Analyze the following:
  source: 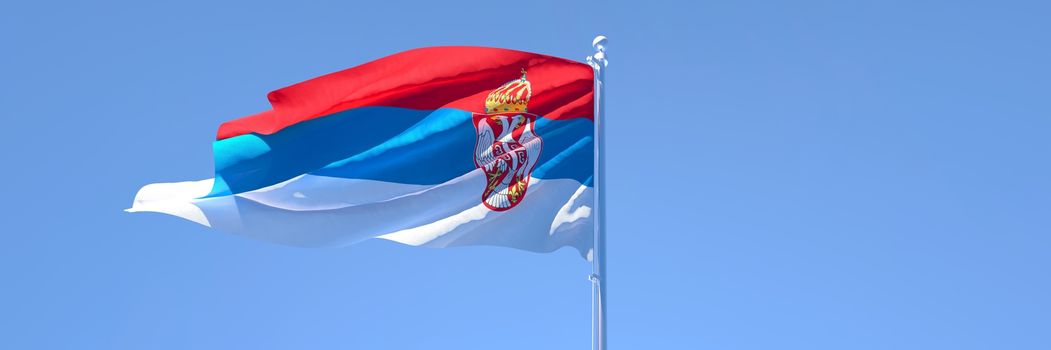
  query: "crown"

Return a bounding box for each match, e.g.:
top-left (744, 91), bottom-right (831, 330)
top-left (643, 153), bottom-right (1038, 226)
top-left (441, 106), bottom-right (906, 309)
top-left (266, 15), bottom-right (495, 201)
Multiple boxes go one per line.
top-left (485, 69), bottom-right (532, 114)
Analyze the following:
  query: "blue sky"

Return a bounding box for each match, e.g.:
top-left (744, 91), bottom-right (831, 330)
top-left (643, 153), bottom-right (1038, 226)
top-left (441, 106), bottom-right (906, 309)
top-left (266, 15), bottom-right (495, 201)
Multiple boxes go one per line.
top-left (2, 0), bottom-right (1049, 349)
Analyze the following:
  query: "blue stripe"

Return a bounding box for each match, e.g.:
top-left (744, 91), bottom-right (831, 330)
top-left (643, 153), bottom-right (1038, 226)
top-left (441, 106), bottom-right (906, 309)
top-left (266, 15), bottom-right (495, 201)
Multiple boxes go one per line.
top-left (208, 107), bottom-right (593, 196)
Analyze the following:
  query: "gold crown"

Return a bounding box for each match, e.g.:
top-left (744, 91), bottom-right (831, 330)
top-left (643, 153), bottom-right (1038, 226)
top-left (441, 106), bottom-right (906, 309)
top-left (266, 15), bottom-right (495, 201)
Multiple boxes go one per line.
top-left (485, 69), bottom-right (532, 114)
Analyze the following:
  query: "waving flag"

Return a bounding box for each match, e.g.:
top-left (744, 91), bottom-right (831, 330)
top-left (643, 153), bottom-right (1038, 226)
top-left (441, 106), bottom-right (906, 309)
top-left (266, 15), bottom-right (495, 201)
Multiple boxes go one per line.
top-left (128, 46), bottom-right (596, 258)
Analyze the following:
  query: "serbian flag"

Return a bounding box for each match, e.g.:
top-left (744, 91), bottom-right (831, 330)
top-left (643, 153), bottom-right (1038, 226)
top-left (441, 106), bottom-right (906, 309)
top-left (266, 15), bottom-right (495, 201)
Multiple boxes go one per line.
top-left (128, 47), bottom-right (596, 258)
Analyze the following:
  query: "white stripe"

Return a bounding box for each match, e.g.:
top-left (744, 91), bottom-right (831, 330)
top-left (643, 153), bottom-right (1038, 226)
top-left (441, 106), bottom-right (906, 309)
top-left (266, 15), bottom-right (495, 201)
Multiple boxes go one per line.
top-left (128, 171), bottom-right (593, 258)
top-left (126, 179), bottom-right (214, 226)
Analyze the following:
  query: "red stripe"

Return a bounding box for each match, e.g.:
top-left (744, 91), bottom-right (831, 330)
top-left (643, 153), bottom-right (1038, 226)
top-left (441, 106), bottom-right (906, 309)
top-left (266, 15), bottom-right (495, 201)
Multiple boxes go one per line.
top-left (217, 46), bottom-right (593, 140)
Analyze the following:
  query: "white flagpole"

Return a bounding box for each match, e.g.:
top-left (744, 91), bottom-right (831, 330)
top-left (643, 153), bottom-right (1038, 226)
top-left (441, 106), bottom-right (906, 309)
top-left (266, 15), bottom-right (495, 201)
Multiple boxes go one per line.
top-left (587, 35), bottom-right (608, 350)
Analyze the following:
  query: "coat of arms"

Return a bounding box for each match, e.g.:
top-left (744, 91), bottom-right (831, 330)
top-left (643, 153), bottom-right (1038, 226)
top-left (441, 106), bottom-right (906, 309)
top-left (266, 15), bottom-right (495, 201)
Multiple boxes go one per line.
top-left (473, 70), bottom-right (543, 211)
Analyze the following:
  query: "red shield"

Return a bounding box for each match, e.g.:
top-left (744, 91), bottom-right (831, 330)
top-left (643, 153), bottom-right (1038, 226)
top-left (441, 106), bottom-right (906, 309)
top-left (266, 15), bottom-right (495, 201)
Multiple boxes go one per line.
top-left (472, 113), bottom-right (543, 211)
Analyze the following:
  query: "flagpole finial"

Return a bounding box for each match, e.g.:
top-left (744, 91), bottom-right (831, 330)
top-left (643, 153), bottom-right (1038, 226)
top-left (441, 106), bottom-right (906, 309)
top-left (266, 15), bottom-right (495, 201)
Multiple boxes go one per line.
top-left (592, 35), bottom-right (607, 50)
top-left (587, 35), bottom-right (608, 70)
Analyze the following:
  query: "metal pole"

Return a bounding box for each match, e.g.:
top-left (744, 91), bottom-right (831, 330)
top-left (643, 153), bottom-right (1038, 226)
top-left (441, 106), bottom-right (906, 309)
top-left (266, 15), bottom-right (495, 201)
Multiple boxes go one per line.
top-left (587, 35), bottom-right (608, 350)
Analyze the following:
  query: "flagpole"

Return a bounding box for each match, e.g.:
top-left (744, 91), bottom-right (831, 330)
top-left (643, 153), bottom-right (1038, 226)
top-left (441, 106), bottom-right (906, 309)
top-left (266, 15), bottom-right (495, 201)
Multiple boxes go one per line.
top-left (587, 35), bottom-right (608, 350)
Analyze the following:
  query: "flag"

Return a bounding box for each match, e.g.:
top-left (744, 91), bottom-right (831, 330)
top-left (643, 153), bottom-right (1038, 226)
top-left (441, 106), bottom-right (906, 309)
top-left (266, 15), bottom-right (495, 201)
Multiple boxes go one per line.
top-left (128, 46), bottom-right (596, 259)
